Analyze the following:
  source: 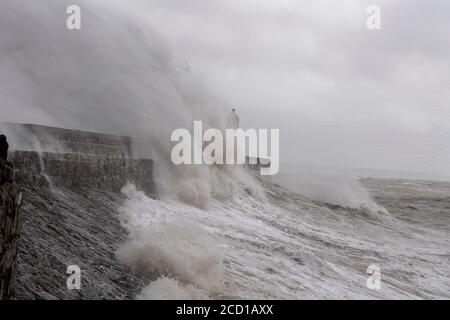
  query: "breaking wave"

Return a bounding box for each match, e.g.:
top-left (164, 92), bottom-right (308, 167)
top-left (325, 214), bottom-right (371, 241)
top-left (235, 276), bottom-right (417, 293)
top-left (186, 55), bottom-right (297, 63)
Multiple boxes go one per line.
top-left (0, 0), bottom-right (256, 207)
top-left (3, 0), bottom-right (449, 300)
top-left (117, 185), bottom-right (225, 299)
top-left (117, 179), bottom-right (450, 299)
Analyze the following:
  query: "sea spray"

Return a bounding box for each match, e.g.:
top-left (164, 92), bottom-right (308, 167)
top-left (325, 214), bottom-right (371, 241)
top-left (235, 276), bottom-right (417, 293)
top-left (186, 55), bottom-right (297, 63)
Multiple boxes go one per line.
top-left (0, 0), bottom-right (244, 207)
top-left (117, 185), bottom-right (225, 299)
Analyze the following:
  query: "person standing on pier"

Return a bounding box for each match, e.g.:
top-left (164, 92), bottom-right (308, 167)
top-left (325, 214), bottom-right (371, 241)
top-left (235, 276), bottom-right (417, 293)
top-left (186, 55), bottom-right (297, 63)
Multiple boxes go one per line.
top-left (0, 135), bottom-right (8, 162)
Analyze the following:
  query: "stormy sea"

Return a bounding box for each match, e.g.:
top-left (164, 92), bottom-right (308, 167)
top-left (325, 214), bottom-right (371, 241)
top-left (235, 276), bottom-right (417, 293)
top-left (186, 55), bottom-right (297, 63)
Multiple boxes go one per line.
top-left (8, 146), bottom-right (450, 300)
top-left (1, 0), bottom-right (449, 300)
top-left (115, 175), bottom-right (450, 299)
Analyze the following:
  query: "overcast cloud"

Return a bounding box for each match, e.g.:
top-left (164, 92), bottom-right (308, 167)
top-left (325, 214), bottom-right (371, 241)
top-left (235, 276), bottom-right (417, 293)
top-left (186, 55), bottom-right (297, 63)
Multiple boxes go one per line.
top-left (1, 0), bottom-right (449, 179)
top-left (140, 0), bottom-right (450, 178)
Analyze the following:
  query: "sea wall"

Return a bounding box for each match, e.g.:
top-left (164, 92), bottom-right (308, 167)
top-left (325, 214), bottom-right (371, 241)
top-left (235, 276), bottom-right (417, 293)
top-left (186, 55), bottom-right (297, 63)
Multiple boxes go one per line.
top-left (0, 159), bottom-right (23, 300)
top-left (11, 151), bottom-right (154, 196)
top-left (1, 123), bottom-right (132, 157)
top-left (0, 123), bottom-right (155, 196)
top-left (0, 124), bottom-right (154, 299)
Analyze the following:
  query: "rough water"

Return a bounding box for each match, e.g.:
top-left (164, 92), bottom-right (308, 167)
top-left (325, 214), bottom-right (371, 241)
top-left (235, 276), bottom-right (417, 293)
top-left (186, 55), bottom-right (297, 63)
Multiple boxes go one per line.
top-left (116, 176), bottom-right (450, 300)
top-left (2, 0), bottom-right (449, 300)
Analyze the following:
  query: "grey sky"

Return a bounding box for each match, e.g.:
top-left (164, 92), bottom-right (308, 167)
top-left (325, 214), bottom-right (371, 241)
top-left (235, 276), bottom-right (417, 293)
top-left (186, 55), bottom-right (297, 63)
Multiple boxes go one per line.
top-left (1, 0), bottom-right (449, 179)
top-left (140, 0), bottom-right (450, 178)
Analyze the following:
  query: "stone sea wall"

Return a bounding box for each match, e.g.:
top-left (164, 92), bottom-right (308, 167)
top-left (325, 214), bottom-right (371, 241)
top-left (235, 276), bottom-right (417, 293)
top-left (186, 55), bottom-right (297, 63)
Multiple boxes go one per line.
top-left (0, 123), bottom-right (155, 196)
top-left (3, 123), bottom-right (132, 157)
top-left (11, 151), bottom-right (154, 196)
top-left (0, 124), bottom-right (155, 299)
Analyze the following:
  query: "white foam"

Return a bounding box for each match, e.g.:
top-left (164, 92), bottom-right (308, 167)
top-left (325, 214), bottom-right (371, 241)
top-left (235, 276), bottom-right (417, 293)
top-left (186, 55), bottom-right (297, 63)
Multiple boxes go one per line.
top-left (137, 277), bottom-right (208, 300)
top-left (117, 181), bottom-right (450, 299)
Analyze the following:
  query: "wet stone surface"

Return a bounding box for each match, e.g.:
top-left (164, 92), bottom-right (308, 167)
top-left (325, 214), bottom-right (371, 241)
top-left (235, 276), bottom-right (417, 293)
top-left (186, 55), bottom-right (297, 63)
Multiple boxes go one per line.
top-left (15, 184), bottom-right (148, 299)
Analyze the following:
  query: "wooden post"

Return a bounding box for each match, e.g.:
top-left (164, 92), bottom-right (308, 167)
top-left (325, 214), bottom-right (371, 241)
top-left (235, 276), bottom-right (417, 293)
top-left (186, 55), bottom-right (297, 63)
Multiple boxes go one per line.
top-left (0, 159), bottom-right (23, 300)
